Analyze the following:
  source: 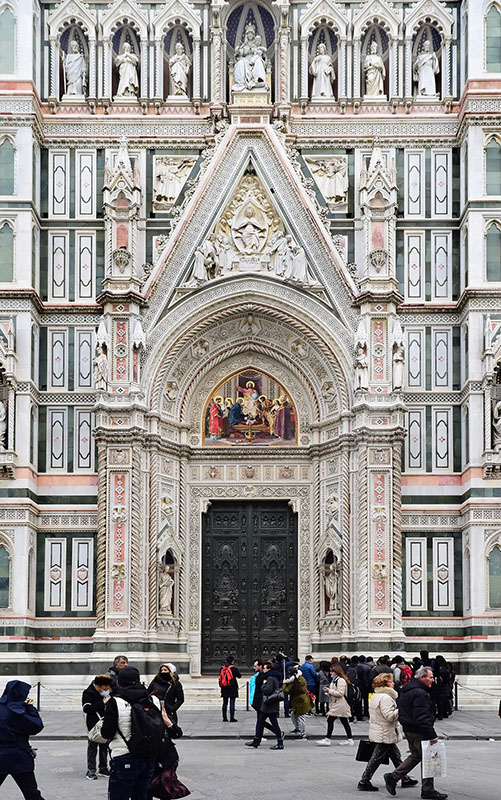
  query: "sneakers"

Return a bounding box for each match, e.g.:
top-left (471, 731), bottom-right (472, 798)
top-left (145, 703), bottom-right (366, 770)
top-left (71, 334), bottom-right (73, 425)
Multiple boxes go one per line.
top-left (383, 773), bottom-right (397, 796)
top-left (229, 718), bottom-right (238, 722)
top-left (86, 770), bottom-right (97, 781)
top-left (358, 781), bottom-right (379, 792)
top-left (98, 768), bottom-right (110, 777)
top-left (270, 743), bottom-right (284, 750)
top-left (421, 793), bottom-right (448, 800)
top-left (339, 738), bottom-right (354, 746)
top-left (317, 738), bottom-right (331, 746)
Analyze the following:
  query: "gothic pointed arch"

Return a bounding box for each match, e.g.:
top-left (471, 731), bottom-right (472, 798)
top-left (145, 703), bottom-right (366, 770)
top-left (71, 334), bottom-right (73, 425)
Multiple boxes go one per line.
top-left (353, 0), bottom-right (400, 41)
top-left (153, 0), bottom-right (201, 39)
top-left (299, 0), bottom-right (348, 38)
top-left (47, 0), bottom-right (97, 40)
top-left (404, 0), bottom-right (454, 40)
top-left (100, 0), bottom-right (149, 41)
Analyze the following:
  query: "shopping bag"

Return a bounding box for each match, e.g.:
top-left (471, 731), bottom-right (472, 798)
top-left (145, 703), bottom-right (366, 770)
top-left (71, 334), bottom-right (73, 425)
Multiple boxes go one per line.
top-left (421, 739), bottom-right (446, 779)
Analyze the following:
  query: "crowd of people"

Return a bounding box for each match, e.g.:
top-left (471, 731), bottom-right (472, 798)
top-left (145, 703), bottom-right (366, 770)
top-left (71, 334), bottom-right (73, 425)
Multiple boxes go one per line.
top-left (220, 649), bottom-right (454, 798)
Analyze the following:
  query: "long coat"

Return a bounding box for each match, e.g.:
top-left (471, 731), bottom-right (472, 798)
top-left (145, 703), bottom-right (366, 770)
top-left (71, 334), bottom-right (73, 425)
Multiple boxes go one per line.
top-left (368, 686), bottom-right (402, 744)
top-left (219, 664), bottom-right (242, 699)
top-left (283, 674), bottom-right (312, 716)
top-left (260, 672), bottom-right (281, 715)
top-left (0, 681), bottom-right (44, 774)
top-left (82, 682), bottom-right (107, 730)
top-left (326, 676), bottom-right (351, 718)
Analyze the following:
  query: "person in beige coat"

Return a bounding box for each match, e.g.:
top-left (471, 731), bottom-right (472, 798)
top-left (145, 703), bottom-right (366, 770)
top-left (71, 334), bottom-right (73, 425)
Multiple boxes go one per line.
top-left (317, 664), bottom-right (353, 746)
top-left (357, 672), bottom-right (418, 792)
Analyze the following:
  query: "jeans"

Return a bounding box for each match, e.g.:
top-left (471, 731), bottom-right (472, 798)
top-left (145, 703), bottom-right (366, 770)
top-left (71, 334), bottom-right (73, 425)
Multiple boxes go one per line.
top-left (290, 712), bottom-right (307, 735)
top-left (222, 697), bottom-right (236, 720)
top-left (391, 731), bottom-right (434, 793)
top-left (108, 754), bottom-right (155, 800)
top-left (87, 740), bottom-right (109, 772)
top-left (326, 715), bottom-right (352, 739)
top-left (361, 743), bottom-right (402, 782)
top-left (255, 709), bottom-right (275, 733)
top-left (254, 711), bottom-right (282, 744)
top-left (0, 772), bottom-right (45, 799)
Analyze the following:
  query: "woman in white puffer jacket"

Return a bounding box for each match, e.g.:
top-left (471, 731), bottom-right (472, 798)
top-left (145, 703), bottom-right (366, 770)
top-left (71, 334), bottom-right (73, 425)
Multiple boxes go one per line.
top-left (357, 672), bottom-right (418, 792)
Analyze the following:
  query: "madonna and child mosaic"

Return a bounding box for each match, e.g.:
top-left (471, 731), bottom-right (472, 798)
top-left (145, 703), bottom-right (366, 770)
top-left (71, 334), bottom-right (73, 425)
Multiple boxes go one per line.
top-left (203, 369), bottom-right (296, 445)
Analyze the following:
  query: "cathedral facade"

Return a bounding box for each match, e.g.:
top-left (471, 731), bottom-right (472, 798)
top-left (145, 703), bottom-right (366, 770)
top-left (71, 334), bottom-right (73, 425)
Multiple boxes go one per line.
top-left (1, 0), bottom-right (501, 696)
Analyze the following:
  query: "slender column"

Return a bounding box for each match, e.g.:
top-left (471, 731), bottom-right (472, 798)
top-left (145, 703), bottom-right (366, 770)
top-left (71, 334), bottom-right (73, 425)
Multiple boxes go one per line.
top-left (7, 386), bottom-right (15, 452)
top-left (300, 36), bottom-right (308, 99)
top-left (390, 37), bottom-right (397, 98)
top-left (485, 386), bottom-right (492, 451)
top-left (211, 29), bottom-right (222, 103)
top-left (405, 38), bottom-right (412, 97)
top-left (155, 37), bottom-right (163, 97)
top-left (49, 36), bottom-right (58, 98)
top-left (88, 39), bottom-right (96, 98)
top-left (353, 38), bottom-right (361, 98)
top-left (444, 36), bottom-right (451, 98)
top-left (103, 37), bottom-right (111, 99)
top-left (140, 39), bottom-right (148, 97)
top-left (339, 37), bottom-right (346, 99)
top-left (193, 37), bottom-right (201, 101)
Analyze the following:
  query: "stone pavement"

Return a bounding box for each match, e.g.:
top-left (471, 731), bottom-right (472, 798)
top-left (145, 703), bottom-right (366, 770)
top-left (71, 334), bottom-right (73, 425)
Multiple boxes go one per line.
top-left (37, 707), bottom-right (501, 740)
top-left (26, 739), bottom-right (501, 800)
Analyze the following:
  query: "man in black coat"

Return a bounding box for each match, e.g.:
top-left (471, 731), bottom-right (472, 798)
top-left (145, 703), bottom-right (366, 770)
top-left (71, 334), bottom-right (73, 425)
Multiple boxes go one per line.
top-left (384, 666), bottom-right (447, 800)
top-left (82, 674), bottom-right (113, 780)
top-left (245, 661), bottom-right (284, 750)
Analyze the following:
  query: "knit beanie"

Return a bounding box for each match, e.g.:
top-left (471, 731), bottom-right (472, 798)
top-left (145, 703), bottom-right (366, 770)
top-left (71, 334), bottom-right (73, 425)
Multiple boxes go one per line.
top-left (117, 666), bottom-right (140, 686)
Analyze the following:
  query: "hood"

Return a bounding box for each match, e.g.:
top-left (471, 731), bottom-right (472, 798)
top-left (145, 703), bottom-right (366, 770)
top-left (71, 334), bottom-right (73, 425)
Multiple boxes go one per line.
top-left (116, 683), bottom-right (149, 705)
top-left (0, 680), bottom-right (31, 714)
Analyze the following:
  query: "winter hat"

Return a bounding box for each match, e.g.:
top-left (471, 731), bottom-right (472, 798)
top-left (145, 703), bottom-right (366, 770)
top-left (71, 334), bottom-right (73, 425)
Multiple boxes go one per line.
top-left (117, 666), bottom-right (140, 687)
top-left (164, 662), bottom-right (177, 673)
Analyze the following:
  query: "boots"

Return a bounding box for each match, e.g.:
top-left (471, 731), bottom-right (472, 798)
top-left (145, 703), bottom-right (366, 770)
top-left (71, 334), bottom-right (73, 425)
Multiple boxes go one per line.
top-left (270, 740), bottom-right (284, 750)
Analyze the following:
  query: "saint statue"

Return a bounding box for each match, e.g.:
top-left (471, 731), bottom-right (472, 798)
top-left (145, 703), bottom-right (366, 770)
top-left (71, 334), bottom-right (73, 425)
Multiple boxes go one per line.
top-left (158, 564), bottom-right (175, 614)
top-left (191, 237), bottom-right (217, 283)
top-left (93, 345), bottom-right (108, 391)
top-left (154, 158), bottom-right (193, 206)
top-left (284, 243), bottom-right (309, 285)
top-left (232, 23), bottom-right (267, 92)
top-left (115, 42), bottom-right (139, 98)
top-left (493, 400), bottom-right (501, 445)
top-left (392, 340), bottom-right (405, 390)
top-left (309, 43), bottom-right (334, 99)
top-left (413, 39), bottom-right (439, 97)
top-left (364, 41), bottom-right (386, 98)
top-left (355, 341), bottom-right (369, 390)
top-left (306, 157), bottom-right (348, 206)
top-left (0, 401), bottom-right (6, 450)
top-left (324, 562), bottom-right (340, 614)
top-left (169, 42), bottom-right (191, 97)
top-left (62, 40), bottom-right (87, 97)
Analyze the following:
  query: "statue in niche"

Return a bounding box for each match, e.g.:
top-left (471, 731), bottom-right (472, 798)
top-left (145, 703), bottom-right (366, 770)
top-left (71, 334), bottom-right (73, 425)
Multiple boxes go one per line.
top-left (191, 236), bottom-right (217, 283)
top-left (93, 345), bottom-right (108, 391)
top-left (154, 157), bottom-right (194, 209)
top-left (392, 340), bottom-right (405, 390)
top-left (324, 561), bottom-right (340, 614)
top-left (62, 40), bottom-right (87, 97)
top-left (364, 41), bottom-right (385, 99)
top-left (158, 563), bottom-right (175, 614)
top-left (232, 23), bottom-right (267, 92)
top-left (305, 157), bottom-right (348, 207)
top-left (493, 400), bottom-right (501, 446)
top-left (354, 321), bottom-right (369, 390)
top-left (169, 42), bottom-right (191, 97)
top-left (309, 43), bottom-right (335, 99)
top-left (413, 39), bottom-right (439, 97)
top-left (115, 42), bottom-right (139, 98)
top-left (0, 401), bottom-right (6, 450)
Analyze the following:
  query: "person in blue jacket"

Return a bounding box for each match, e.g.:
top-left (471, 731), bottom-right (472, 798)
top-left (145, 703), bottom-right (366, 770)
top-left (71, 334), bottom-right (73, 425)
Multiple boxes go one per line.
top-left (300, 655), bottom-right (318, 697)
top-left (0, 680), bottom-right (45, 799)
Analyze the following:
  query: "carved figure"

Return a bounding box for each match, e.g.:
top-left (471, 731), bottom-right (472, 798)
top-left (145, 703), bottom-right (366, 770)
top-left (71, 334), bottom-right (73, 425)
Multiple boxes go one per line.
top-left (191, 238), bottom-right (217, 283)
top-left (158, 564), bottom-right (175, 614)
top-left (413, 40), bottom-right (439, 97)
top-left (93, 345), bottom-right (108, 391)
top-left (305, 156), bottom-right (348, 206)
top-left (164, 382), bottom-right (178, 402)
top-left (322, 382), bottom-right (336, 403)
top-left (493, 400), bottom-right (501, 445)
top-left (355, 341), bottom-right (369, 390)
top-left (392, 340), bottom-right (405, 390)
top-left (62, 40), bottom-right (87, 96)
top-left (364, 41), bottom-right (385, 98)
top-left (232, 23), bottom-right (267, 92)
top-left (0, 401), bottom-right (6, 450)
top-left (115, 42), bottom-right (139, 98)
top-left (231, 202), bottom-right (268, 254)
top-left (214, 234), bottom-right (235, 274)
top-left (309, 43), bottom-right (334, 99)
top-left (284, 243), bottom-right (309, 285)
top-left (169, 42), bottom-right (191, 96)
top-left (324, 562), bottom-right (340, 614)
top-left (154, 157), bottom-right (193, 206)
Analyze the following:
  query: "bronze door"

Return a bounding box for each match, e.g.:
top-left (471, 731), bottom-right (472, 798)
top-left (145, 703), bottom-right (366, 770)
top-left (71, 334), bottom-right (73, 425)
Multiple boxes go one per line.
top-left (201, 501), bottom-right (297, 672)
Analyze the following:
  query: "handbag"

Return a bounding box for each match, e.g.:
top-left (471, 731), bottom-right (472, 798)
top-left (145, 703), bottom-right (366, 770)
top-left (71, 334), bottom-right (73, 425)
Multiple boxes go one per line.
top-left (263, 687), bottom-right (285, 705)
top-left (355, 740), bottom-right (390, 764)
top-left (88, 713), bottom-right (108, 744)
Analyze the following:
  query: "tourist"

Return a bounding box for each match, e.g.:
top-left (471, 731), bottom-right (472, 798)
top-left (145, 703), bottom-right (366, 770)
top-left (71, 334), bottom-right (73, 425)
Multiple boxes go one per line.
top-left (283, 665), bottom-right (312, 739)
top-left (148, 710), bottom-right (189, 800)
top-left (218, 655), bottom-right (241, 722)
top-left (358, 656), bottom-right (372, 717)
top-left (357, 672), bottom-right (418, 792)
top-left (317, 663), bottom-right (354, 746)
top-left (0, 680), bottom-right (46, 799)
top-left (82, 673), bottom-right (113, 780)
top-left (317, 661), bottom-right (331, 716)
top-left (433, 655), bottom-right (453, 720)
top-left (101, 666), bottom-right (158, 800)
top-left (384, 666), bottom-right (447, 799)
top-left (148, 663), bottom-right (184, 724)
top-left (300, 655), bottom-right (318, 700)
top-left (346, 655), bottom-right (364, 721)
top-left (245, 660), bottom-right (284, 750)
top-left (107, 654), bottom-right (129, 691)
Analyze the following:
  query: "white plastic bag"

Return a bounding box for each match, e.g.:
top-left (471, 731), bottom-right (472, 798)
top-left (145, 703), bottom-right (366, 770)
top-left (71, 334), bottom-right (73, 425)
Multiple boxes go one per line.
top-left (421, 739), bottom-right (446, 779)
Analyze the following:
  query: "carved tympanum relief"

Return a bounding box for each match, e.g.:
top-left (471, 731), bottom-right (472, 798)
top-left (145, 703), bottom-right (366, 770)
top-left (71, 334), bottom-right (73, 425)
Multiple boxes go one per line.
top-left (153, 156), bottom-right (196, 211)
top-left (305, 156), bottom-right (348, 209)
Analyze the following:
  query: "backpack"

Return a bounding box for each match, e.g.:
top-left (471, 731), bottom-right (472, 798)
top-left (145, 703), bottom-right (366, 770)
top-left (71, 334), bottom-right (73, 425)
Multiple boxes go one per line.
top-left (347, 682), bottom-right (361, 705)
top-left (402, 665), bottom-right (413, 685)
top-left (117, 698), bottom-right (166, 759)
top-left (219, 665), bottom-right (233, 688)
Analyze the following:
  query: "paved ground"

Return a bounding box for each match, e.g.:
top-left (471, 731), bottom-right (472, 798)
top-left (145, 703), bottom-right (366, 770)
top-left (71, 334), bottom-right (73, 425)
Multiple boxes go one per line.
top-left (22, 739), bottom-right (501, 800)
top-left (37, 707), bottom-right (501, 740)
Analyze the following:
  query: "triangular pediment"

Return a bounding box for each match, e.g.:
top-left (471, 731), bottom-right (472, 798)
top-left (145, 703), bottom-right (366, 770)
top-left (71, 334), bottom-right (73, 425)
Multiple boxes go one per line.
top-left (143, 126), bottom-right (357, 333)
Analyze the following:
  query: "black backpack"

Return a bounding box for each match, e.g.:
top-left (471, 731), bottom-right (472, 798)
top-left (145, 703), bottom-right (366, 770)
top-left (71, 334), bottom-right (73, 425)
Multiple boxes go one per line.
top-left (118, 698), bottom-right (166, 759)
top-left (347, 682), bottom-right (361, 706)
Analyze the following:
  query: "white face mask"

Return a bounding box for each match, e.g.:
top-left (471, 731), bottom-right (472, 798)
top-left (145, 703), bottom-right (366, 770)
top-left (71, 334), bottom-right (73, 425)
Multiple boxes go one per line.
top-left (99, 689), bottom-right (111, 697)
